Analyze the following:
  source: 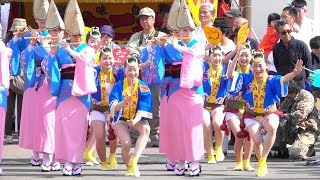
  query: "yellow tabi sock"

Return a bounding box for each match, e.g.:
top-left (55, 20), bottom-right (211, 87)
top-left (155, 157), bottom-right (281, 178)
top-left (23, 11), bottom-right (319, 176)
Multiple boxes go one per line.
top-left (257, 157), bottom-right (268, 177)
top-left (101, 161), bottom-right (109, 171)
top-left (243, 159), bottom-right (255, 171)
top-left (234, 161), bottom-right (243, 171)
top-left (109, 153), bottom-right (118, 169)
top-left (125, 158), bottom-right (133, 176)
top-left (131, 156), bottom-right (140, 177)
top-left (215, 146), bottom-right (225, 161)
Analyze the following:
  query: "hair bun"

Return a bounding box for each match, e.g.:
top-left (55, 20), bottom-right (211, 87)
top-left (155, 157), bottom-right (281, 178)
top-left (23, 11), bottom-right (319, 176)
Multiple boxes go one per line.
top-left (90, 26), bottom-right (101, 37)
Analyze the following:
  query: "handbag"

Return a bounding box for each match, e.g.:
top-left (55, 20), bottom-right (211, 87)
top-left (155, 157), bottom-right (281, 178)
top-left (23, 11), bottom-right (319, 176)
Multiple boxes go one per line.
top-left (10, 74), bottom-right (24, 95)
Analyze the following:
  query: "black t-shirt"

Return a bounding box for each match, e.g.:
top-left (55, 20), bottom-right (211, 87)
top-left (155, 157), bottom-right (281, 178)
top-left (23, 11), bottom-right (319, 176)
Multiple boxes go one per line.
top-left (273, 37), bottom-right (312, 81)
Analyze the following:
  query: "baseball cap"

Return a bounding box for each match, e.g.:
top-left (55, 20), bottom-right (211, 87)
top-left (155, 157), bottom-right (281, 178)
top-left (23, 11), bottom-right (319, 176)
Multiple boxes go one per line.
top-left (139, 7), bottom-right (155, 18)
top-left (100, 25), bottom-right (115, 38)
top-left (224, 9), bottom-right (242, 18)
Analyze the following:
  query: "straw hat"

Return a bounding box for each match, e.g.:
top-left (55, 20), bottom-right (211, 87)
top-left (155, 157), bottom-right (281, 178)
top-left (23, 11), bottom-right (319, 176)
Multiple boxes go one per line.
top-left (33, 0), bottom-right (49, 22)
top-left (177, 0), bottom-right (196, 29)
top-left (64, 0), bottom-right (85, 35)
top-left (9, 18), bottom-right (27, 31)
top-left (167, 0), bottom-right (180, 31)
top-left (46, 0), bottom-right (65, 30)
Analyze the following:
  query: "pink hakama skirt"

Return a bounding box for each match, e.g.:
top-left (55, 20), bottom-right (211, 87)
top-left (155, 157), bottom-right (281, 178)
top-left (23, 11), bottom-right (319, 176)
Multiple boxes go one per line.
top-left (165, 88), bottom-right (204, 161)
top-left (19, 86), bottom-right (37, 150)
top-left (159, 96), bottom-right (168, 153)
top-left (33, 79), bottom-right (56, 154)
top-left (54, 96), bottom-right (88, 163)
top-left (0, 108), bottom-right (5, 162)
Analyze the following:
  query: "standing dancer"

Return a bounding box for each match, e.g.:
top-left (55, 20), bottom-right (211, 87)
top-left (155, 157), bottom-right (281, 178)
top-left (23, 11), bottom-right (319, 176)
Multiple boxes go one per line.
top-left (109, 55), bottom-right (152, 177)
top-left (90, 47), bottom-right (124, 170)
top-left (162, 0), bottom-right (205, 176)
top-left (227, 50), bottom-right (303, 176)
top-left (18, 0), bottom-right (50, 166)
top-left (6, 18), bottom-right (40, 166)
top-left (6, 18), bottom-right (30, 157)
top-left (202, 46), bottom-right (228, 164)
top-left (0, 24), bottom-right (12, 174)
top-left (27, 0), bottom-right (65, 172)
top-left (224, 44), bottom-right (254, 171)
top-left (47, 0), bottom-right (96, 176)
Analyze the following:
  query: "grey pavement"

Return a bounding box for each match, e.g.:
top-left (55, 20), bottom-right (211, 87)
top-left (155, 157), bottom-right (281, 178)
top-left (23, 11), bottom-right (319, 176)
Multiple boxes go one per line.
top-left (1, 140), bottom-right (320, 179)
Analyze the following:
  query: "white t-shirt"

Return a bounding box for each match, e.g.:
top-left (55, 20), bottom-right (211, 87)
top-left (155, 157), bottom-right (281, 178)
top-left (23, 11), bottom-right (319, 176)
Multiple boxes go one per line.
top-left (220, 39), bottom-right (236, 55)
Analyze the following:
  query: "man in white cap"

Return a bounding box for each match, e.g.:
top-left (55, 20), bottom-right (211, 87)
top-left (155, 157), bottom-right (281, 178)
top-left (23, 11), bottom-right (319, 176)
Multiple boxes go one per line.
top-left (126, 7), bottom-right (166, 54)
top-left (126, 7), bottom-right (166, 147)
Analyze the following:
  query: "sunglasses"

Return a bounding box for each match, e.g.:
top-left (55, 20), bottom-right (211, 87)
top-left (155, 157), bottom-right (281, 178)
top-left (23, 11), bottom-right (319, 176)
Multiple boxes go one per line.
top-left (280, 30), bottom-right (291, 35)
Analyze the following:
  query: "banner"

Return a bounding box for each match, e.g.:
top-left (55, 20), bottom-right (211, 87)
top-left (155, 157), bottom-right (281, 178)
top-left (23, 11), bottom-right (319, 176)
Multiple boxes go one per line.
top-left (12, 1), bottom-right (219, 42)
top-left (22, 2), bottom-right (171, 43)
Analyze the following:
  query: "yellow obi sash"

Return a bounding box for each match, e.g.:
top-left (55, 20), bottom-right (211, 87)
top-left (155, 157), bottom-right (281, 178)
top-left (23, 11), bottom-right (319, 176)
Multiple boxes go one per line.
top-left (123, 77), bottom-right (139, 120)
top-left (207, 64), bottom-right (222, 103)
top-left (252, 74), bottom-right (268, 119)
top-left (100, 68), bottom-right (115, 107)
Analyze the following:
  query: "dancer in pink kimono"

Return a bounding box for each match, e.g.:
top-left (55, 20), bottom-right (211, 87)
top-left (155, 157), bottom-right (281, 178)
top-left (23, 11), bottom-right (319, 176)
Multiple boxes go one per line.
top-left (25, 0), bottom-right (64, 172)
top-left (0, 24), bottom-right (12, 174)
top-left (6, 18), bottom-right (40, 165)
top-left (47, 0), bottom-right (96, 176)
top-left (17, 0), bottom-right (50, 166)
top-left (161, 0), bottom-right (205, 176)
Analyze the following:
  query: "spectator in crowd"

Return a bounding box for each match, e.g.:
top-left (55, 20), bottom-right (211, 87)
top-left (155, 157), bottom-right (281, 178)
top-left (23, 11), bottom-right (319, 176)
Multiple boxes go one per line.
top-left (158, 7), bottom-right (170, 34)
top-left (309, 36), bottom-right (320, 111)
top-left (100, 25), bottom-right (120, 50)
top-left (192, 2), bottom-right (216, 48)
top-left (273, 19), bottom-right (311, 87)
top-left (258, 13), bottom-right (281, 57)
top-left (126, 7), bottom-right (166, 54)
top-left (213, 17), bottom-right (235, 56)
top-left (224, 8), bottom-right (242, 31)
top-left (273, 80), bottom-right (319, 159)
top-left (291, 0), bottom-right (320, 48)
top-left (281, 6), bottom-right (298, 33)
top-left (232, 17), bottom-right (259, 50)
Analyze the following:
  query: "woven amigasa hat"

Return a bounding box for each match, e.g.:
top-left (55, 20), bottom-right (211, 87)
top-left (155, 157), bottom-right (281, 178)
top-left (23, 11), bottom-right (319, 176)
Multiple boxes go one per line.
top-left (33, 0), bottom-right (50, 22)
top-left (177, 0), bottom-right (196, 29)
top-left (64, 0), bottom-right (85, 35)
top-left (46, 0), bottom-right (65, 30)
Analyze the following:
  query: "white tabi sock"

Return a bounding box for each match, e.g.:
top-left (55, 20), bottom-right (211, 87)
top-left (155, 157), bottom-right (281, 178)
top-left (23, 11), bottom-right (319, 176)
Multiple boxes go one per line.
top-left (177, 160), bottom-right (185, 169)
top-left (64, 162), bottom-right (72, 169)
top-left (190, 161), bottom-right (199, 170)
top-left (33, 151), bottom-right (40, 160)
top-left (73, 163), bottom-right (81, 169)
top-left (43, 153), bottom-right (53, 165)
